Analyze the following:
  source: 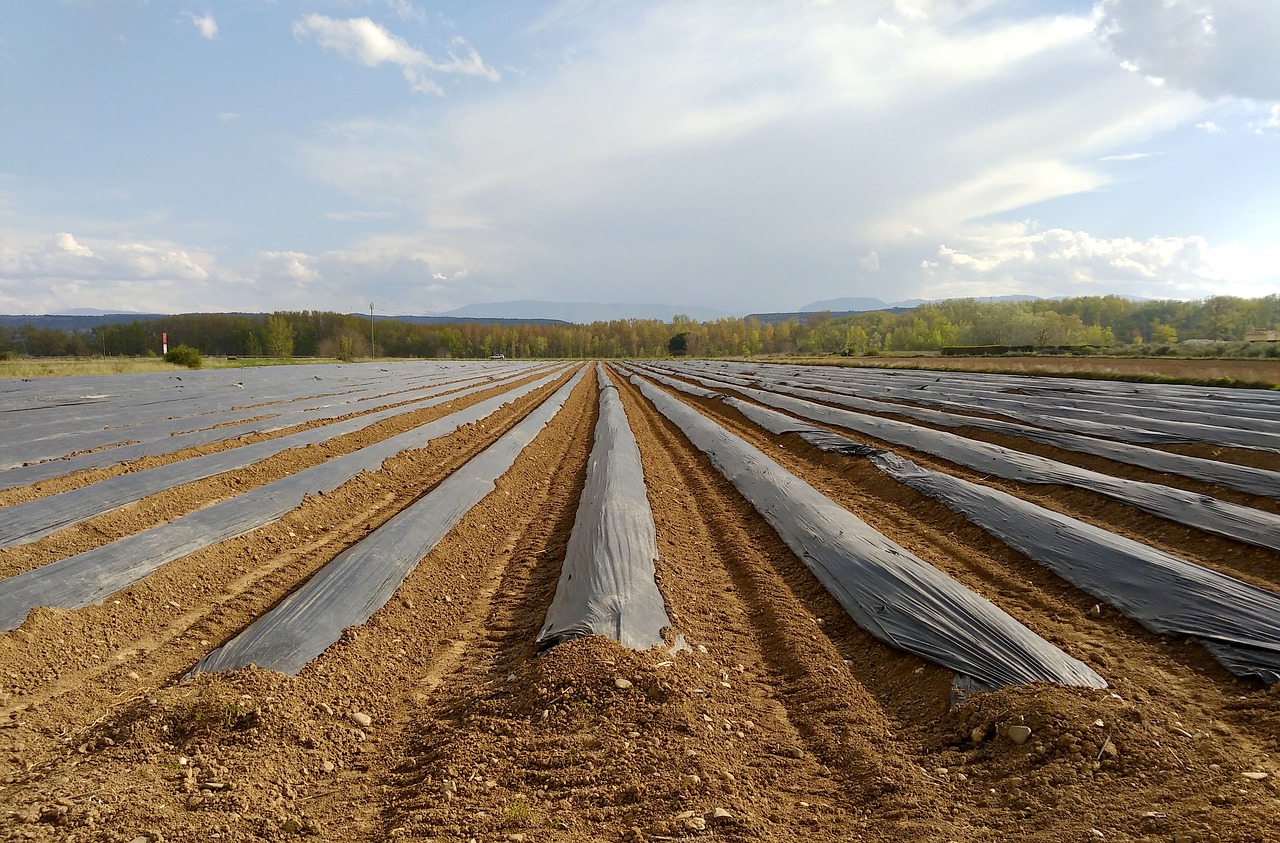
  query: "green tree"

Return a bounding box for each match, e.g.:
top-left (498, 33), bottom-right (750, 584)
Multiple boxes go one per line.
top-left (263, 314), bottom-right (295, 358)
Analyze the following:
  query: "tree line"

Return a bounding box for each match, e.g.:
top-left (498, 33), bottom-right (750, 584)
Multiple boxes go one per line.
top-left (1, 295), bottom-right (1277, 360)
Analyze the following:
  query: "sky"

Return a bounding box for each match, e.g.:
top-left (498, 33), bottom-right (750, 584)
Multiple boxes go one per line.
top-left (1, 0), bottom-right (1278, 317)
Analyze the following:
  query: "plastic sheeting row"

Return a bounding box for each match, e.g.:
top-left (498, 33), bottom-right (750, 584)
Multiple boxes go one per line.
top-left (734, 363), bottom-right (1280, 450)
top-left (0, 361), bottom-right (489, 456)
top-left (0, 364), bottom-right (533, 484)
top-left (536, 367), bottom-right (669, 650)
top-left (651, 366), bottom-right (1280, 553)
top-left (190, 367), bottom-right (587, 676)
top-left (649, 368), bottom-right (1280, 685)
top-left (626, 369), bottom-right (1106, 693)
top-left (0, 368), bottom-right (572, 632)
top-left (0, 366), bottom-right (556, 547)
top-left (660, 363), bottom-right (1279, 499)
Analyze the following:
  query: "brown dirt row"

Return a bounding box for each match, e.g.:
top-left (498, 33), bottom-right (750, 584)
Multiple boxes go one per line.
top-left (0, 365), bottom-right (583, 713)
top-left (653, 368), bottom-right (1280, 591)
top-left (0, 361), bottom-right (1278, 843)
top-left (0, 365), bottom-right (590, 841)
top-left (616, 367), bottom-right (1280, 841)
top-left (717, 372), bottom-right (1280, 515)
top-left (834, 386), bottom-right (1280, 478)
top-left (0, 367), bottom-right (565, 579)
top-left (1161, 442), bottom-right (1280, 475)
top-left (0, 367), bottom-right (555, 510)
top-left (793, 355), bottom-right (1280, 389)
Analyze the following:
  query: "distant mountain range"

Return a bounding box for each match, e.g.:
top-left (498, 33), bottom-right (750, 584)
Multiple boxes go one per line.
top-left (798, 294), bottom-right (1040, 312)
top-left (0, 312), bottom-right (168, 331)
top-left (437, 300), bottom-right (733, 323)
top-left (4, 294), bottom-right (1103, 332)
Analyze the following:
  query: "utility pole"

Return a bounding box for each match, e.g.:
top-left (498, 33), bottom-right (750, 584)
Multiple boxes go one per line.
top-left (369, 303), bottom-right (375, 360)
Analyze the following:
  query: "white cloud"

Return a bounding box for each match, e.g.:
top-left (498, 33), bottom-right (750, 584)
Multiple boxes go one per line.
top-left (0, 231), bottom-right (226, 313)
top-left (858, 251), bottom-right (881, 271)
top-left (292, 15), bottom-right (499, 94)
top-left (215, 112), bottom-right (239, 123)
top-left (386, 0), bottom-right (428, 25)
top-left (1195, 121), bottom-right (1225, 133)
top-left (922, 224), bottom-right (1280, 300)
top-left (1249, 104), bottom-right (1280, 134)
top-left (0, 232), bottom-right (210, 282)
top-left (0, 226), bottom-right (478, 314)
top-left (324, 210), bottom-right (399, 221)
top-left (1094, 0), bottom-right (1280, 102)
top-left (191, 13), bottom-right (217, 40)
top-left (287, 1), bottom-right (1213, 311)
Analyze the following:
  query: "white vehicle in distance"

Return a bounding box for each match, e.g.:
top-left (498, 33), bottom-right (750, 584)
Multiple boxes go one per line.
top-left (489, 354), bottom-right (505, 359)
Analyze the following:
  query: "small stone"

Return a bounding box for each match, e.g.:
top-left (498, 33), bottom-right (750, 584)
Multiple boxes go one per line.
top-left (127, 671), bottom-right (141, 681)
top-left (198, 782), bottom-right (227, 791)
top-left (506, 835), bottom-right (526, 842)
top-left (318, 703), bottom-right (334, 716)
top-left (322, 761), bottom-right (335, 773)
top-left (1100, 739), bottom-right (1119, 759)
top-left (614, 678), bottom-right (633, 690)
top-left (282, 817), bottom-right (303, 834)
top-left (711, 807), bottom-right (733, 820)
top-left (675, 811), bottom-right (696, 821)
top-left (1006, 725), bottom-right (1032, 745)
top-left (685, 817), bottom-right (707, 831)
top-left (687, 774), bottom-right (701, 785)
top-left (349, 711), bottom-right (373, 727)
top-left (696, 644), bottom-right (708, 654)
top-left (1089, 830), bottom-right (1104, 839)
top-left (971, 726), bottom-right (987, 743)
top-left (128, 837), bottom-right (152, 843)
top-left (1088, 604), bottom-right (1102, 617)
top-left (1241, 771), bottom-right (1269, 781)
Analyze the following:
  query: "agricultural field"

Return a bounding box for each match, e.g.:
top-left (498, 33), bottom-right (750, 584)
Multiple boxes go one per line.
top-left (816, 355), bottom-right (1280, 389)
top-left (1, 359), bottom-right (1278, 842)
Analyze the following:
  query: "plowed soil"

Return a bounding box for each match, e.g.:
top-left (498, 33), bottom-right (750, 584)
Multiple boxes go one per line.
top-left (2, 363), bottom-right (1279, 843)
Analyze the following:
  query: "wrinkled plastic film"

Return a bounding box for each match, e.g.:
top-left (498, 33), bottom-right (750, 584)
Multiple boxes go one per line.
top-left (630, 372), bottom-right (1106, 692)
top-left (0, 367), bottom-right (573, 632)
top-left (537, 367), bottom-right (670, 650)
top-left (190, 367), bottom-right (587, 677)
top-left (649, 370), bottom-right (1280, 685)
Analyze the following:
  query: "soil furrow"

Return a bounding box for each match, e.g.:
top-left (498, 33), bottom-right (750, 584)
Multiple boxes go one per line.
top-left (0, 368), bottom-right (563, 578)
top-left (611, 367), bottom-right (976, 841)
top-left (635, 371), bottom-right (1280, 841)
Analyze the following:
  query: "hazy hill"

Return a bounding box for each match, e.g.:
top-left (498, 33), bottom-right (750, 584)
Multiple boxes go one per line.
top-left (799, 294), bottom-right (1041, 312)
top-left (441, 300), bottom-right (734, 323)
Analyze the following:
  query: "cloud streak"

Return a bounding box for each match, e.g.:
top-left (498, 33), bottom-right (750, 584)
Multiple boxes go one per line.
top-left (1095, 0), bottom-right (1280, 102)
top-left (191, 13), bottom-right (217, 40)
top-left (292, 15), bottom-right (498, 94)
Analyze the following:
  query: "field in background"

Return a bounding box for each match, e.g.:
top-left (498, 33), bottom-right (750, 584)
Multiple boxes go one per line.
top-left (5, 353), bottom-right (1279, 390)
top-left (785, 354), bottom-right (1280, 389)
top-left (0, 356), bottom-right (350, 379)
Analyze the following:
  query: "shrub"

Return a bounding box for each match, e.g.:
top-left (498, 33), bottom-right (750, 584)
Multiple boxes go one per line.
top-left (164, 344), bottom-right (203, 369)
